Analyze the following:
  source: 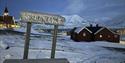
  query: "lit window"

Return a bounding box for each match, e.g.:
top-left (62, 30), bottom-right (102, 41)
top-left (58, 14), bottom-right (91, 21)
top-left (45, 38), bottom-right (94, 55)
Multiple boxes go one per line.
top-left (108, 35), bottom-right (110, 38)
top-left (83, 33), bottom-right (86, 37)
top-left (114, 35), bottom-right (118, 38)
top-left (100, 35), bottom-right (102, 38)
top-left (4, 13), bottom-right (9, 16)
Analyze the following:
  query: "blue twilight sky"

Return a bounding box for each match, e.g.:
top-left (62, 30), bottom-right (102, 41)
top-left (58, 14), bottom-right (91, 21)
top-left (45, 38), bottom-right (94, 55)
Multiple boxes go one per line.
top-left (0, 0), bottom-right (125, 20)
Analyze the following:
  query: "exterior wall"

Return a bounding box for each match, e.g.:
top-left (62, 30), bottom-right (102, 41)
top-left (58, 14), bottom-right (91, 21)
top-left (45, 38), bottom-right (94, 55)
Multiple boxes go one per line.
top-left (71, 29), bottom-right (93, 42)
top-left (0, 16), bottom-right (15, 28)
top-left (71, 32), bottom-right (79, 41)
top-left (70, 27), bottom-right (77, 41)
top-left (3, 16), bottom-right (14, 24)
top-left (78, 29), bottom-right (93, 41)
top-left (71, 27), bottom-right (120, 43)
top-left (0, 16), bottom-right (4, 24)
top-left (95, 28), bottom-right (120, 43)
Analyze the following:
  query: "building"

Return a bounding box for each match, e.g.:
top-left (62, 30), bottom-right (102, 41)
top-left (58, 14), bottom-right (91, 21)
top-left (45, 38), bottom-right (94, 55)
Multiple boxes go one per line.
top-left (70, 24), bottom-right (120, 43)
top-left (116, 28), bottom-right (125, 35)
top-left (0, 7), bottom-right (15, 28)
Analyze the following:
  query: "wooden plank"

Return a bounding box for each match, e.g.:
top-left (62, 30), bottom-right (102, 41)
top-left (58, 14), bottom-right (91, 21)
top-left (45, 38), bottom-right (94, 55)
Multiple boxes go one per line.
top-left (4, 58), bottom-right (70, 63)
top-left (51, 25), bottom-right (58, 58)
top-left (20, 11), bottom-right (65, 25)
top-left (23, 22), bottom-right (32, 59)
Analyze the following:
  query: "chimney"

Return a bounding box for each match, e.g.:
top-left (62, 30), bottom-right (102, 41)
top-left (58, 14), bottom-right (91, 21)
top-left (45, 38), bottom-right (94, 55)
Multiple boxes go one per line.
top-left (96, 24), bottom-right (99, 27)
top-left (90, 24), bottom-right (92, 27)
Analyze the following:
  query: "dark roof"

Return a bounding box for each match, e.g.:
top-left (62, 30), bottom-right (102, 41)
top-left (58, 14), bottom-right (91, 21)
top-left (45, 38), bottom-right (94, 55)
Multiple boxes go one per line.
top-left (86, 26), bottom-right (102, 33)
top-left (4, 7), bottom-right (8, 13)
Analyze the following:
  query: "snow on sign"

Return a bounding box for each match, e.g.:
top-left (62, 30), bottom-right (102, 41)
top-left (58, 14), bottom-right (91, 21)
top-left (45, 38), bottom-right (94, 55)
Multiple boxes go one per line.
top-left (20, 11), bottom-right (65, 25)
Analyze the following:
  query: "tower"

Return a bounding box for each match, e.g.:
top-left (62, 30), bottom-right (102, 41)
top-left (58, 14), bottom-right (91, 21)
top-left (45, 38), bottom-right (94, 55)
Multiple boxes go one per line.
top-left (3, 7), bottom-right (9, 16)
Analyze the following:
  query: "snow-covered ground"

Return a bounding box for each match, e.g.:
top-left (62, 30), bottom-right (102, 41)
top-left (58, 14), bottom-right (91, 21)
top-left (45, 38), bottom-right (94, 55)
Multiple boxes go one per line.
top-left (0, 33), bottom-right (125, 63)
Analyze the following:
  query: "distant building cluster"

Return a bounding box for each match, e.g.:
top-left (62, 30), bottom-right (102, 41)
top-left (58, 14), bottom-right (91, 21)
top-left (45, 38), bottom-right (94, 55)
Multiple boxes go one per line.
top-left (0, 7), bottom-right (19, 29)
top-left (117, 29), bottom-right (125, 35)
top-left (70, 24), bottom-right (120, 43)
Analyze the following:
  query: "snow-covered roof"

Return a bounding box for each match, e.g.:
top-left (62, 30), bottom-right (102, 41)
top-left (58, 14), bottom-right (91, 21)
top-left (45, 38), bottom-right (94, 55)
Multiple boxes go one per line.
top-left (74, 27), bottom-right (100, 34)
top-left (106, 27), bottom-right (120, 35)
top-left (94, 27), bottom-right (105, 35)
top-left (74, 27), bottom-right (85, 33)
top-left (94, 27), bottom-right (119, 35)
top-left (74, 26), bottom-right (119, 35)
top-left (85, 27), bottom-right (93, 33)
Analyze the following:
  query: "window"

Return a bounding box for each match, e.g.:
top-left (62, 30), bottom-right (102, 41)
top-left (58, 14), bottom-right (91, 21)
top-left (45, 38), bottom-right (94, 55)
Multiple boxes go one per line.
top-left (4, 13), bottom-right (9, 16)
top-left (83, 33), bottom-right (86, 37)
top-left (114, 35), bottom-right (118, 38)
top-left (108, 35), bottom-right (110, 38)
top-left (100, 35), bottom-right (102, 38)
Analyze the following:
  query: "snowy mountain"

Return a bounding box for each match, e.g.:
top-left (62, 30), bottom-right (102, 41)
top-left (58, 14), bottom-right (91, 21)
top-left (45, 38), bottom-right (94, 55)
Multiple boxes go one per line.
top-left (62, 15), bottom-right (89, 28)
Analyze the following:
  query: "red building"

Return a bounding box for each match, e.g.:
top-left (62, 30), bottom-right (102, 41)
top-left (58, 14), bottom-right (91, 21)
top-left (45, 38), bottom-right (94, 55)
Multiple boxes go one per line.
top-left (70, 24), bottom-right (120, 43)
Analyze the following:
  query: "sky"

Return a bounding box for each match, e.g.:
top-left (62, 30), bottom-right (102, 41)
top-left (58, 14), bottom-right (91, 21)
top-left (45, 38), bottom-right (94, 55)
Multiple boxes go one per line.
top-left (0, 0), bottom-right (125, 20)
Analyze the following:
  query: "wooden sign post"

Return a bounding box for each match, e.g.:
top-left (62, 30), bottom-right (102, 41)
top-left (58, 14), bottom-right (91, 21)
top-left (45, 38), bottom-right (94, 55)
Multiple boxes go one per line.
top-left (23, 23), bottom-right (59, 59)
top-left (51, 25), bottom-right (58, 58)
top-left (4, 11), bottom-right (70, 63)
top-left (23, 22), bottom-right (32, 59)
top-left (20, 11), bottom-right (65, 59)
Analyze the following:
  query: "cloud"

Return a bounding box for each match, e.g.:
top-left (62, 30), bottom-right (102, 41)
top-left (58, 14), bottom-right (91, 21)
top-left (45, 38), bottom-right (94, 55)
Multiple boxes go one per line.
top-left (64, 0), bottom-right (86, 14)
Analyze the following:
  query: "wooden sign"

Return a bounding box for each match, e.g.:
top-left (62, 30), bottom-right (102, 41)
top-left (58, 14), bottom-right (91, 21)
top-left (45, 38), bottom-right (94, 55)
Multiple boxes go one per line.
top-left (20, 11), bottom-right (65, 25)
top-left (4, 58), bottom-right (70, 63)
top-left (20, 11), bottom-right (65, 60)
